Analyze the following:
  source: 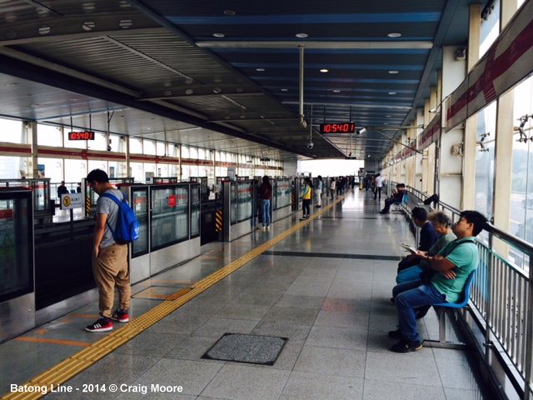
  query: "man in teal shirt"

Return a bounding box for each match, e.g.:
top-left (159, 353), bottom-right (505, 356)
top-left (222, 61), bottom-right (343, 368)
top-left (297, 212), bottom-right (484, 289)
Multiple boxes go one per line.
top-left (389, 210), bottom-right (487, 353)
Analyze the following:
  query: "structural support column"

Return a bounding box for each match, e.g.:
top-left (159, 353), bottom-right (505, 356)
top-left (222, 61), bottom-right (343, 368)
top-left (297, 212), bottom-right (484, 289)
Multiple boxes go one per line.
top-left (29, 121), bottom-right (38, 178)
top-left (440, 46), bottom-right (467, 209)
top-left (462, 4), bottom-right (481, 209)
top-left (125, 136), bottom-right (131, 177)
top-left (492, 0), bottom-right (518, 257)
top-left (178, 145), bottom-right (182, 181)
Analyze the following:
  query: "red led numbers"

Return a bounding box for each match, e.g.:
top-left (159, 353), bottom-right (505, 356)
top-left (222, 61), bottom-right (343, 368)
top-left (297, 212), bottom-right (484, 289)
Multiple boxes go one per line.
top-left (68, 131), bottom-right (95, 140)
top-left (319, 123), bottom-right (355, 134)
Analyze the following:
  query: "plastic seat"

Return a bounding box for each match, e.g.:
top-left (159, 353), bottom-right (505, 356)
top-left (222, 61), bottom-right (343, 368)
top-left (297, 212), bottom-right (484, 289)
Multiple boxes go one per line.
top-left (425, 270), bottom-right (476, 349)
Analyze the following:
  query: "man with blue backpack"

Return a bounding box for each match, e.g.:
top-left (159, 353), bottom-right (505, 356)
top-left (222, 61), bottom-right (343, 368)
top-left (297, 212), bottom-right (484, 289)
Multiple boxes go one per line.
top-left (85, 169), bottom-right (139, 333)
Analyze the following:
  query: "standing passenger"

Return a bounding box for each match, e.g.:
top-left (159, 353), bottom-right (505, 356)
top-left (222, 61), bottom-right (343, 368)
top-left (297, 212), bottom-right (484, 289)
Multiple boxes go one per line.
top-left (259, 176), bottom-right (272, 231)
top-left (329, 178), bottom-right (336, 200)
top-left (315, 175), bottom-right (323, 208)
top-left (301, 177), bottom-right (312, 220)
top-left (374, 173), bottom-right (385, 201)
top-left (85, 169), bottom-right (130, 332)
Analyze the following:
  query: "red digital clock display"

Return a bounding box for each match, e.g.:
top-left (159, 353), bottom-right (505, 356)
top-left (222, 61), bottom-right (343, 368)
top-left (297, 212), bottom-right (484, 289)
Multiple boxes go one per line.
top-left (68, 131), bottom-right (95, 140)
top-left (320, 123), bottom-right (356, 134)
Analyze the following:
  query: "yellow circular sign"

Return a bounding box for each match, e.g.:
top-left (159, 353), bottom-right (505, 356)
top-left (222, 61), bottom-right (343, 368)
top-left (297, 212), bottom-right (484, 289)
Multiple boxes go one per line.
top-left (62, 195), bottom-right (71, 208)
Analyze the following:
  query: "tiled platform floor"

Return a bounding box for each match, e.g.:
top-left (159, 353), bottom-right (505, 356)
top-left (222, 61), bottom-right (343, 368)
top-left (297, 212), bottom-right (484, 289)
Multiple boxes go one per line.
top-left (1, 190), bottom-right (489, 399)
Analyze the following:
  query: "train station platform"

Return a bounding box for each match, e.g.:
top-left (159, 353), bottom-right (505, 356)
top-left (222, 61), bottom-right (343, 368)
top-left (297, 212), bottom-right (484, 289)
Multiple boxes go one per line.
top-left (0, 190), bottom-right (488, 400)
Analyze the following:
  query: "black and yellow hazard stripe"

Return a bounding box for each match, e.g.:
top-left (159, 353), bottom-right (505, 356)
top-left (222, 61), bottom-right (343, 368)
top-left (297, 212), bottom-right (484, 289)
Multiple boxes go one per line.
top-left (215, 210), bottom-right (223, 232)
top-left (2, 193), bottom-right (348, 400)
top-left (84, 196), bottom-right (91, 216)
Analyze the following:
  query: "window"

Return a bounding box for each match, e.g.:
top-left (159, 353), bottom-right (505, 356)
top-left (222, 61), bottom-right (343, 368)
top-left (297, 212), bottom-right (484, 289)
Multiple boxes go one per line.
top-left (144, 163), bottom-right (156, 182)
top-left (156, 141), bottom-right (166, 156)
top-left (64, 160), bottom-right (87, 183)
top-left (0, 118), bottom-right (23, 144)
top-left (88, 160), bottom-right (108, 175)
top-left (37, 158), bottom-right (63, 183)
top-left (37, 124), bottom-right (61, 147)
top-left (144, 140), bottom-right (156, 155)
top-left (181, 146), bottom-right (189, 159)
top-left (474, 102), bottom-right (497, 247)
top-left (510, 76), bottom-right (533, 267)
top-left (189, 147), bottom-right (198, 159)
top-left (109, 134), bottom-right (124, 153)
top-left (479, 0), bottom-right (500, 58)
top-left (130, 162), bottom-right (144, 183)
top-left (157, 164), bottom-right (169, 177)
top-left (0, 156), bottom-right (27, 178)
top-left (87, 132), bottom-right (108, 151)
top-left (108, 162), bottom-right (126, 178)
top-left (129, 137), bottom-right (143, 154)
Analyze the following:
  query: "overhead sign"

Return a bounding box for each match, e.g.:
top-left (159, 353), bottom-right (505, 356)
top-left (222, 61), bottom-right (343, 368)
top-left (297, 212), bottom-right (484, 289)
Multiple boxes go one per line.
top-left (68, 131), bottom-right (95, 140)
top-left (60, 193), bottom-right (82, 209)
top-left (320, 123), bottom-right (355, 134)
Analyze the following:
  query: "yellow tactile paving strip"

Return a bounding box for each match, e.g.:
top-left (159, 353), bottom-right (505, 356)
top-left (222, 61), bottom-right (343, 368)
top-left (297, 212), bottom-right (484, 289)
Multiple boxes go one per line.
top-left (1, 194), bottom-right (346, 400)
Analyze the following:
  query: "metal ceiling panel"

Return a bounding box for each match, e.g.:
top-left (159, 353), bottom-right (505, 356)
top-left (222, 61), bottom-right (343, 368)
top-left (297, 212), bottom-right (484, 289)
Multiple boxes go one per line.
top-left (0, 0), bottom-right (487, 161)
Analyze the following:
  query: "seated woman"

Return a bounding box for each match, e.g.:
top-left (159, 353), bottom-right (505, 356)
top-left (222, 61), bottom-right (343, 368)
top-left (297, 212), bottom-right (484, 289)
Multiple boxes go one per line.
top-left (396, 211), bottom-right (456, 284)
top-left (397, 207), bottom-right (441, 271)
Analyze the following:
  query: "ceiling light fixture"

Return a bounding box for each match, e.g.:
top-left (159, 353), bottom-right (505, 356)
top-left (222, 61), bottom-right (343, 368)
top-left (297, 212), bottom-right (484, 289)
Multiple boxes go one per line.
top-left (213, 33), bottom-right (225, 38)
top-left (388, 70), bottom-right (399, 74)
top-left (295, 33), bottom-right (308, 38)
top-left (357, 127), bottom-right (367, 135)
top-left (388, 91), bottom-right (397, 95)
top-left (223, 10), bottom-right (236, 15)
top-left (333, 90), bottom-right (341, 93)
top-left (281, 88), bottom-right (288, 92)
top-left (388, 32), bottom-right (402, 38)
top-left (256, 68), bottom-right (265, 72)
top-left (320, 69), bottom-right (329, 73)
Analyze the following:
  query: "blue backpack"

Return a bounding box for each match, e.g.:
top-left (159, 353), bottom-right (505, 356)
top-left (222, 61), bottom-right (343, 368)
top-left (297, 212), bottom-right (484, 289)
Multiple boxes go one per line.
top-left (100, 191), bottom-right (140, 244)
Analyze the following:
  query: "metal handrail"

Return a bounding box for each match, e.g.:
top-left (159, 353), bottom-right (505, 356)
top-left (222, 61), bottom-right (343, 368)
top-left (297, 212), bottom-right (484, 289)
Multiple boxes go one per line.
top-left (391, 181), bottom-right (533, 259)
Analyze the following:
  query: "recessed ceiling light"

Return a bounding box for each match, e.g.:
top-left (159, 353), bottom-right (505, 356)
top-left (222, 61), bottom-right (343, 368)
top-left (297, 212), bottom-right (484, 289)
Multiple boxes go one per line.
top-left (256, 68), bottom-right (265, 72)
top-left (223, 10), bottom-right (236, 16)
top-left (388, 70), bottom-right (399, 74)
top-left (281, 88), bottom-right (288, 92)
top-left (386, 115), bottom-right (392, 118)
top-left (388, 91), bottom-right (397, 95)
top-left (333, 90), bottom-right (341, 93)
top-left (213, 33), bottom-right (225, 38)
top-left (320, 69), bottom-right (329, 73)
top-left (388, 32), bottom-right (402, 38)
top-left (295, 33), bottom-right (308, 38)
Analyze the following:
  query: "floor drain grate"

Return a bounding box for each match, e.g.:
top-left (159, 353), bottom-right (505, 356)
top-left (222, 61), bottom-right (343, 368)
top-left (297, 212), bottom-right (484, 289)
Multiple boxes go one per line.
top-left (202, 333), bottom-right (288, 365)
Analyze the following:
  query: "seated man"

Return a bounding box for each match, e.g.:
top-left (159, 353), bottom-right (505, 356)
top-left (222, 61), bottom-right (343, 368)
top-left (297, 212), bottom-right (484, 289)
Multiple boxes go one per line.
top-left (396, 211), bottom-right (456, 283)
top-left (389, 210), bottom-right (487, 353)
top-left (380, 183), bottom-right (406, 214)
top-left (397, 207), bottom-right (441, 271)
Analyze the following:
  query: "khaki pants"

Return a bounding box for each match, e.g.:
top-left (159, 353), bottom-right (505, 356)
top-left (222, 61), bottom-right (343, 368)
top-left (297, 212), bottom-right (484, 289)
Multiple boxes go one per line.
top-left (92, 243), bottom-right (130, 318)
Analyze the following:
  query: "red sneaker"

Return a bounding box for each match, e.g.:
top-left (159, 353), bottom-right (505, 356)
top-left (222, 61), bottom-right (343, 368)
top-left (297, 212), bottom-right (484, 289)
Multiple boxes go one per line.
top-left (111, 309), bottom-right (129, 323)
top-left (85, 318), bottom-right (113, 332)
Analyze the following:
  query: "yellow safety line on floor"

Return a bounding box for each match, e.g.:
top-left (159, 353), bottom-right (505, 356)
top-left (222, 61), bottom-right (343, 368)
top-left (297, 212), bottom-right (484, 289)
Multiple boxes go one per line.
top-left (13, 337), bottom-right (91, 348)
top-left (1, 194), bottom-right (347, 400)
